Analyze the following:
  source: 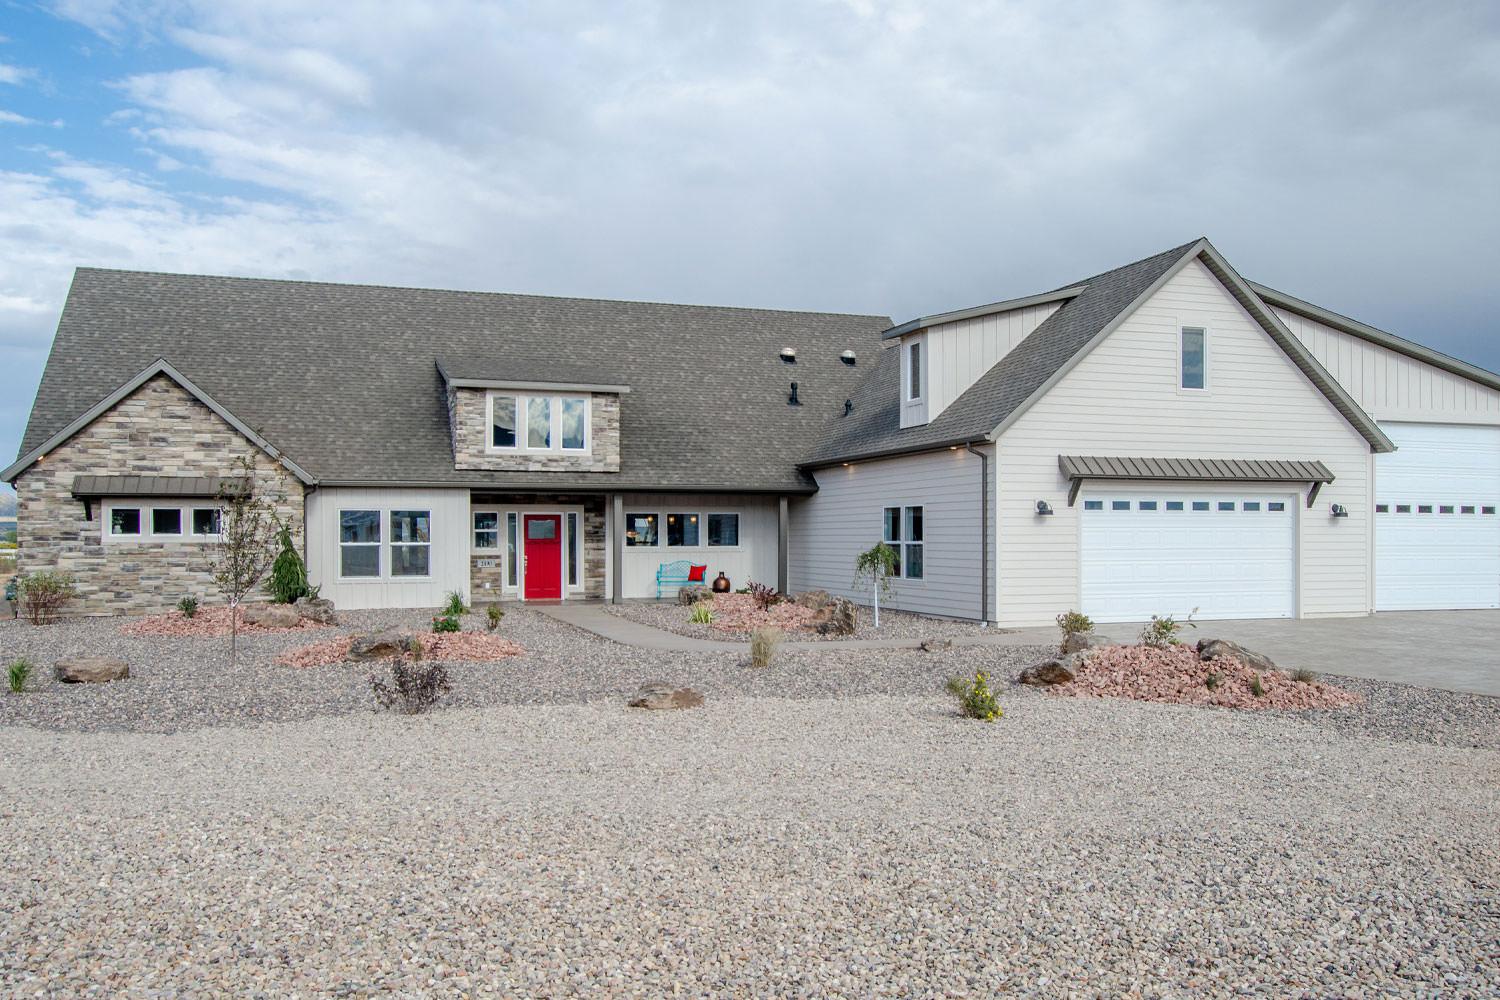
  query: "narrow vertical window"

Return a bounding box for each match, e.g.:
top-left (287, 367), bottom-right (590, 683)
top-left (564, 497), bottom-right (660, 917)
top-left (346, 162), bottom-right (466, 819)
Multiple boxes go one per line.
top-left (559, 397), bottom-right (587, 451)
top-left (882, 506), bottom-right (903, 578)
top-left (506, 512), bottom-right (519, 586)
top-left (527, 396), bottom-right (552, 449)
top-left (1180, 327), bottom-right (1206, 389)
top-left (907, 341), bottom-right (922, 400)
top-left (566, 512), bottom-right (581, 587)
top-left (388, 510), bottom-right (431, 577)
top-left (473, 511), bottom-right (499, 549)
top-left (903, 506), bottom-right (924, 579)
top-left (491, 394), bottom-right (518, 448)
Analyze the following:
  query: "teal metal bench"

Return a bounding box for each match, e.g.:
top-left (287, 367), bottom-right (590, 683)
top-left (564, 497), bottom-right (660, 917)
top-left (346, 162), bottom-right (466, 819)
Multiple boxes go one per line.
top-left (656, 560), bottom-right (699, 598)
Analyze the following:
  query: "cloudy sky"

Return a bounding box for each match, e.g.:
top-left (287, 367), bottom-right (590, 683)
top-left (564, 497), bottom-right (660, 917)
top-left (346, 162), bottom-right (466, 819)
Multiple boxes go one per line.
top-left (2, 0), bottom-right (1498, 487)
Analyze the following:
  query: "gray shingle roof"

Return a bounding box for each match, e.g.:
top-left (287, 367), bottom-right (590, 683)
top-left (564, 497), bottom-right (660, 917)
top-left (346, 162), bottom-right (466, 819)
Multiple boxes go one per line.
top-left (804, 240), bottom-right (1201, 466)
top-left (1058, 455), bottom-right (1334, 484)
top-left (17, 270), bottom-right (890, 493)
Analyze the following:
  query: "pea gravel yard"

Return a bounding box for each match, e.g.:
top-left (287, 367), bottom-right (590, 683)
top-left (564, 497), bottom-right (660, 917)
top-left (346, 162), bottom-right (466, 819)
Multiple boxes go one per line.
top-left (0, 609), bottom-right (1497, 996)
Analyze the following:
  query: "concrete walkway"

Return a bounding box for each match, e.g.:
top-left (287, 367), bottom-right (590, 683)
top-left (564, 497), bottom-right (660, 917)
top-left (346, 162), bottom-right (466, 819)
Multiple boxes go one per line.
top-left (536, 603), bottom-right (1500, 698)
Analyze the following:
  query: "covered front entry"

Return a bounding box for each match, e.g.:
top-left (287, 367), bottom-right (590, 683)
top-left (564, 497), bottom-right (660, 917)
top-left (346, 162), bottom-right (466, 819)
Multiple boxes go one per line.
top-left (1079, 490), bottom-right (1297, 623)
top-left (1375, 422), bottom-right (1500, 611)
top-left (522, 513), bottom-right (564, 600)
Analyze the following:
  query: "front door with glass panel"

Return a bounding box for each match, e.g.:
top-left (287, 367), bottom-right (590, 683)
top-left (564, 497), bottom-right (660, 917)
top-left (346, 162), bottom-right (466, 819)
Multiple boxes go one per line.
top-left (522, 514), bottom-right (563, 600)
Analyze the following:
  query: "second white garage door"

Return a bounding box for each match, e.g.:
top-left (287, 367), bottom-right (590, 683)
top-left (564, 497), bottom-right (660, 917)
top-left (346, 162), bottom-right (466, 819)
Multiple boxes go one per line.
top-left (1080, 492), bottom-right (1296, 623)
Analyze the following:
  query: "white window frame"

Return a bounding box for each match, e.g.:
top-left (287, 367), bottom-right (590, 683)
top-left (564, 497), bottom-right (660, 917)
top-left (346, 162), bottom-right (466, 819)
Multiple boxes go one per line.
top-left (190, 507), bottom-right (223, 538)
top-left (473, 505), bottom-right (586, 595)
top-left (704, 511), bottom-right (741, 549)
top-left (472, 510), bottom-right (500, 551)
top-left (1179, 325), bottom-right (1209, 392)
top-left (338, 508), bottom-right (383, 581)
top-left (388, 509), bottom-right (433, 579)
top-left (102, 500), bottom-right (225, 544)
top-left (487, 390), bottom-right (592, 456)
top-left (624, 511), bottom-right (660, 547)
top-left (905, 339), bottom-right (924, 402)
top-left (665, 511), bottom-right (702, 548)
top-left (882, 504), bottom-right (924, 581)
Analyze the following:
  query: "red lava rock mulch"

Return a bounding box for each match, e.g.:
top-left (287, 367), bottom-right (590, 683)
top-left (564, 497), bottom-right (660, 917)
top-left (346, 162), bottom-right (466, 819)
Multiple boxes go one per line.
top-left (1055, 643), bottom-right (1362, 710)
top-left (119, 605), bottom-right (327, 638)
top-left (706, 593), bottom-right (818, 634)
top-left (277, 632), bottom-right (527, 668)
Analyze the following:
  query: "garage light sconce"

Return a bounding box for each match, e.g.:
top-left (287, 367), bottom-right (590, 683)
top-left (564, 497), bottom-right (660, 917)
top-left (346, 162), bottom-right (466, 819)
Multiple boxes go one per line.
top-left (1329, 503), bottom-right (1349, 518)
top-left (1035, 500), bottom-right (1054, 516)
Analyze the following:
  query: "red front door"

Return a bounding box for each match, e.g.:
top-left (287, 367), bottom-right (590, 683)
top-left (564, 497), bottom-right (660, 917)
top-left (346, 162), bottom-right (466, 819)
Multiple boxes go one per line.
top-left (522, 514), bottom-right (563, 600)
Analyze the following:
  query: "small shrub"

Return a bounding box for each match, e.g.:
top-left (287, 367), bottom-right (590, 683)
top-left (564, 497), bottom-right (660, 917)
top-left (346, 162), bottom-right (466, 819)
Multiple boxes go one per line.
top-left (17, 570), bottom-right (78, 626)
top-left (1250, 672), bottom-right (1265, 698)
top-left (431, 613), bottom-right (461, 634)
top-left (749, 626), bottom-right (782, 668)
top-left (1056, 610), bottom-right (1094, 638)
top-left (747, 581), bottom-right (781, 612)
top-left (689, 602), bottom-right (713, 625)
top-left (1205, 671), bottom-right (1222, 691)
top-left (266, 522), bottom-right (311, 604)
top-left (7, 658), bottom-right (32, 694)
top-left (486, 604), bottom-right (505, 632)
top-left (1140, 608), bottom-right (1198, 648)
top-left (442, 590), bottom-right (468, 617)
top-left (1291, 668), bottom-right (1318, 684)
top-left (368, 658), bottom-right (450, 714)
top-left (177, 596), bottom-right (200, 619)
top-left (947, 670), bottom-right (1003, 722)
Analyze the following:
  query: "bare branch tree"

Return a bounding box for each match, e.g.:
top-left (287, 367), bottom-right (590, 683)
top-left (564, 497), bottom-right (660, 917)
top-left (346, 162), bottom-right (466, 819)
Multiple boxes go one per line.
top-left (207, 456), bottom-right (280, 667)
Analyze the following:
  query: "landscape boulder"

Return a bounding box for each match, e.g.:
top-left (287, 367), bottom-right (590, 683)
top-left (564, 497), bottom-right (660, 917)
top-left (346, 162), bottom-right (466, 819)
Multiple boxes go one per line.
top-left (1062, 631), bottom-right (1113, 655)
top-left (628, 683), bottom-right (705, 710)
top-left (348, 628), bottom-right (422, 662)
top-left (793, 589), bottom-right (834, 611)
top-left (1197, 638), bottom-right (1278, 673)
top-left (54, 656), bottom-right (130, 684)
top-left (294, 596), bottom-right (337, 625)
top-left (677, 585), bottom-right (713, 606)
top-left (810, 598), bottom-right (857, 636)
top-left (240, 604), bottom-right (302, 629)
top-left (920, 638), bottom-right (954, 653)
top-left (1018, 653), bottom-right (1082, 686)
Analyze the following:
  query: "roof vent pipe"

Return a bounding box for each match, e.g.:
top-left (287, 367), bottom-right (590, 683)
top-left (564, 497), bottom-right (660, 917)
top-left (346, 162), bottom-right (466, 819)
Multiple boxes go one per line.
top-left (788, 381), bottom-right (801, 405)
top-left (840, 350), bottom-right (856, 366)
top-left (843, 398), bottom-right (853, 416)
top-left (780, 347), bottom-right (797, 363)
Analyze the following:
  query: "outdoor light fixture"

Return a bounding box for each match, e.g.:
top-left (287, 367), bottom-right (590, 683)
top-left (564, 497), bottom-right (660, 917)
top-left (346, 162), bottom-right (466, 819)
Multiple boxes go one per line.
top-left (1035, 500), bottom-right (1055, 516)
top-left (1330, 503), bottom-right (1349, 518)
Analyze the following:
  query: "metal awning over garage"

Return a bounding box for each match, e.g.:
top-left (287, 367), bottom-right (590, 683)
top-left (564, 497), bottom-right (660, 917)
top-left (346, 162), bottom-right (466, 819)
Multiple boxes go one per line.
top-left (1059, 455), bottom-right (1335, 507)
top-left (71, 475), bottom-right (248, 498)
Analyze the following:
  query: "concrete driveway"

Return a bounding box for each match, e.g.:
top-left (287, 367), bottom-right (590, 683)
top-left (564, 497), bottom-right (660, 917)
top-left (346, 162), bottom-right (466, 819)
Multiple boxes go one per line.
top-left (1006, 611), bottom-right (1500, 697)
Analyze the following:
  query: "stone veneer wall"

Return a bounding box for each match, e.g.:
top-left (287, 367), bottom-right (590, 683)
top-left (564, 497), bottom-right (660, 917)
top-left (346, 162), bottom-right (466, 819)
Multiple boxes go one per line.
top-left (449, 388), bottom-right (621, 473)
top-left (14, 375), bottom-right (306, 615)
top-left (468, 494), bottom-right (607, 601)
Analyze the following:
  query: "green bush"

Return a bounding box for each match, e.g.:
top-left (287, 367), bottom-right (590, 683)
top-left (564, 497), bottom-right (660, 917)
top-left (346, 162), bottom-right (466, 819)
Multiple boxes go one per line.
top-left (431, 613), bottom-right (461, 634)
top-left (7, 657), bottom-right (32, 694)
top-left (1250, 672), bottom-right (1266, 698)
top-left (689, 602), bottom-right (713, 625)
top-left (442, 590), bottom-right (468, 617)
top-left (17, 570), bottom-right (77, 626)
top-left (947, 670), bottom-right (1003, 722)
top-left (1055, 610), bottom-right (1094, 637)
top-left (266, 524), bottom-right (310, 604)
top-left (1291, 668), bottom-right (1318, 684)
top-left (1140, 608), bottom-right (1197, 648)
top-left (486, 604), bottom-right (505, 632)
top-left (749, 626), bottom-right (781, 668)
top-left (177, 596), bottom-right (199, 619)
top-left (369, 657), bottom-right (450, 714)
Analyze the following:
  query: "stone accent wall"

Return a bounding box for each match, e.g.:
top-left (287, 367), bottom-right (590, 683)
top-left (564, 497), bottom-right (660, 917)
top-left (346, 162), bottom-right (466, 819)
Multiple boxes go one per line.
top-left (13, 375), bottom-right (307, 616)
top-left (468, 494), bottom-right (607, 601)
top-left (449, 388), bottom-right (621, 473)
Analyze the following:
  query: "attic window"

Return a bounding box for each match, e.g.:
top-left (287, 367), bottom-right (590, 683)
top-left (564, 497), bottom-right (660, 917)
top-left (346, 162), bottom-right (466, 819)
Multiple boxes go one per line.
top-left (1180, 327), bottom-right (1207, 390)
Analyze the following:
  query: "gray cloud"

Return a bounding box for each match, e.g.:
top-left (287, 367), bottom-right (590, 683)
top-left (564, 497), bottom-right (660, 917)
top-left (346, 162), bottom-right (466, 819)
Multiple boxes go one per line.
top-left (1, 0), bottom-right (1497, 480)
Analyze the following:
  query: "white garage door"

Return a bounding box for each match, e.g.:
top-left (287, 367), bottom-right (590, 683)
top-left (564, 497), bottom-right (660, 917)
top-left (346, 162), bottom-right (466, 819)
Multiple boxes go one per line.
top-left (1081, 492), bottom-right (1296, 623)
top-left (1375, 423), bottom-right (1500, 611)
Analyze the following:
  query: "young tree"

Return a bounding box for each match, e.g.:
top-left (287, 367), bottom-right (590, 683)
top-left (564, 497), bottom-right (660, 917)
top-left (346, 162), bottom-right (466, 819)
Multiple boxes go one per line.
top-left (208, 456), bottom-right (280, 666)
top-left (852, 541), bottom-right (899, 628)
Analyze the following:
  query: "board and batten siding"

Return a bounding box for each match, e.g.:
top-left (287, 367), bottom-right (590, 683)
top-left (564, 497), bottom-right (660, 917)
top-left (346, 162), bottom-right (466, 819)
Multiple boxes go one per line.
top-left (919, 301), bottom-right (1063, 422)
top-left (306, 487), bottom-right (471, 610)
top-left (792, 446), bottom-right (994, 620)
top-left (617, 493), bottom-right (779, 599)
top-left (1274, 307), bottom-right (1500, 424)
top-left (994, 258), bottom-right (1374, 626)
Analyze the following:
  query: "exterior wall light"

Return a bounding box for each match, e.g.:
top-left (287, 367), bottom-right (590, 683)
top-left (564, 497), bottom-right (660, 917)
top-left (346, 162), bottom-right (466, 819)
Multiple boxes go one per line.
top-left (1330, 503), bottom-right (1349, 518)
top-left (1035, 500), bottom-right (1054, 516)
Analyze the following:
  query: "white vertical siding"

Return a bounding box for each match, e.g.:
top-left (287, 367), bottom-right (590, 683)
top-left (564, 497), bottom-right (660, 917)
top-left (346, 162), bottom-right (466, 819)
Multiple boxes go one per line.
top-left (791, 446), bottom-right (994, 620)
top-left (306, 487), bottom-right (470, 610)
top-left (923, 301), bottom-right (1062, 421)
top-left (617, 493), bottom-right (779, 599)
top-left (994, 259), bottom-right (1373, 626)
top-left (1275, 307), bottom-right (1500, 423)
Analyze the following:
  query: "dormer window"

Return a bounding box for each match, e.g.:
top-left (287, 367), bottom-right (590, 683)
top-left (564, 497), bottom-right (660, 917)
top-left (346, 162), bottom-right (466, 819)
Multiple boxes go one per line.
top-left (489, 391), bottom-right (590, 454)
top-left (906, 340), bottom-right (923, 401)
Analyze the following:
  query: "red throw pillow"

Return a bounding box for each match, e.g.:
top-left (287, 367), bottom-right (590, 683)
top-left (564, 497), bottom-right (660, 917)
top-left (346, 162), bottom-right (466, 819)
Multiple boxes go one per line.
top-left (688, 564), bottom-right (707, 582)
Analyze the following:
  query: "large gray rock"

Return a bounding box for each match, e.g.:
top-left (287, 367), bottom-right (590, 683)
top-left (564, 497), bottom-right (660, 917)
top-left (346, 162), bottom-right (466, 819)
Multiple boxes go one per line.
top-left (1198, 638), bottom-right (1278, 673)
top-left (348, 628), bottom-right (421, 662)
top-left (294, 596), bottom-right (337, 625)
top-left (793, 589), bottom-right (834, 611)
top-left (919, 638), bottom-right (954, 653)
top-left (54, 656), bottom-right (130, 684)
top-left (810, 598), bottom-right (857, 636)
top-left (1061, 631), bottom-right (1113, 654)
top-left (1018, 653), bottom-right (1083, 686)
top-left (628, 683), bottom-right (705, 710)
top-left (677, 585), bottom-right (712, 606)
top-left (240, 604), bottom-right (301, 629)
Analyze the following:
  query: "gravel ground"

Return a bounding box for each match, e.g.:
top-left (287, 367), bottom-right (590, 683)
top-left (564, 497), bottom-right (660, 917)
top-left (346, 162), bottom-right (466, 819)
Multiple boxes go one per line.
top-left (1, 693), bottom-right (1495, 996)
top-left (606, 598), bottom-right (1009, 642)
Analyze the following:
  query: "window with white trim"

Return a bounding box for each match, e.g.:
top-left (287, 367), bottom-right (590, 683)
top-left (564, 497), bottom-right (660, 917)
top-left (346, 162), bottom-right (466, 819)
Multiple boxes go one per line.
top-left (626, 512), bottom-right (659, 546)
top-left (191, 508), bottom-right (222, 536)
top-left (560, 397), bottom-right (587, 451)
top-left (491, 395), bottom-right (518, 448)
top-left (566, 512), bottom-right (581, 587)
top-left (474, 511), bottom-right (499, 550)
top-left (1180, 327), bottom-right (1207, 390)
top-left (706, 513), bottom-right (739, 547)
top-left (882, 505), bottom-right (923, 579)
top-left (151, 508), bottom-right (183, 535)
top-left (489, 391), bottom-right (591, 455)
top-left (506, 513), bottom-right (519, 586)
top-left (666, 512), bottom-right (700, 547)
top-left (110, 507), bottom-right (142, 536)
top-left (906, 341), bottom-right (922, 400)
top-left (103, 501), bottom-right (224, 543)
top-left (389, 510), bottom-right (431, 578)
top-left (340, 510), bottom-right (381, 578)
